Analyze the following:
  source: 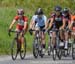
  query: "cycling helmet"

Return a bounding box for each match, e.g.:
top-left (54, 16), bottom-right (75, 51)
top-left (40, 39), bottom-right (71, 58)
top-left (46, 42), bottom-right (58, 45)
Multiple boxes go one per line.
top-left (54, 6), bottom-right (62, 11)
top-left (36, 8), bottom-right (43, 15)
top-left (63, 8), bottom-right (69, 13)
top-left (17, 9), bottom-right (24, 15)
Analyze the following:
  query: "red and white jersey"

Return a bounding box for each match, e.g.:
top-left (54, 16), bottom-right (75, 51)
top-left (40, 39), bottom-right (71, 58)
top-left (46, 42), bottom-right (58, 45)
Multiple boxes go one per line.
top-left (14, 16), bottom-right (28, 30)
top-left (14, 16), bottom-right (28, 26)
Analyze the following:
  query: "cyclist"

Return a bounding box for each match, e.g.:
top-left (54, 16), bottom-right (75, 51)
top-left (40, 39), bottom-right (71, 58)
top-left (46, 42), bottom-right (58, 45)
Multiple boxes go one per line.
top-left (29, 8), bottom-right (47, 54)
top-left (48, 6), bottom-right (65, 49)
top-left (62, 8), bottom-right (71, 49)
top-left (8, 9), bottom-right (28, 51)
top-left (69, 14), bottom-right (75, 38)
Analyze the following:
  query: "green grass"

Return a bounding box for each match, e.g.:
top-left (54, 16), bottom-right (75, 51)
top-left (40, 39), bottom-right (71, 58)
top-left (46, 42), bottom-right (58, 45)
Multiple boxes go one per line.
top-left (0, 0), bottom-right (75, 55)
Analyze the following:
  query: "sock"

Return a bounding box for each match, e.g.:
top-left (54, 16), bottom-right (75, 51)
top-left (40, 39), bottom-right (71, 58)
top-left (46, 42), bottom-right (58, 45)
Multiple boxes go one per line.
top-left (65, 41), bottom-right (68, 48)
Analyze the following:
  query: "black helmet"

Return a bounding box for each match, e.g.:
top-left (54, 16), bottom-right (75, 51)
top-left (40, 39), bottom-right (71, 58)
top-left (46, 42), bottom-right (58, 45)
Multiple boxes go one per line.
top-left (54, 6), bottom-right (62, 11)
top-left (36, 8), bottom-right (43, 15)
top-left (63, 8), bottom-right (69, 13)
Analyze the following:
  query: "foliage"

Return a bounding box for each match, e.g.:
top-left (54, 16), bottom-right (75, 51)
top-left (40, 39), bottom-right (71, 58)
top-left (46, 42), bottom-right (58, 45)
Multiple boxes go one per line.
top-left (0, 0), bottom-right (75, 54)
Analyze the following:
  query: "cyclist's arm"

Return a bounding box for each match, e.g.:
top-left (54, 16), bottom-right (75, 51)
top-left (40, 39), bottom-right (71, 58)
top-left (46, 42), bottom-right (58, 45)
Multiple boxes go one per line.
top-left (31, 20), bottom-right (35, 29)
top-left (69, 20), bottom-right (73, 29)
top-left (69, 16), bottom-right (75, 29)
top-left (9, 19), bottom-right (16, 29)
top-left (23, 21), bottom-right (28, 32)
top-left (60, 18), bottom-right (66, 29)
top-left (45, 19), bottom-right (49, 29)
top-left (49, 18), bottom-right (53, 29)
top-left (44, 16), bottom-right (47, 29)
top-left (67, 20), bottom-right (71, 29)
top-left (29, 20), bottom-right (35, 29)
top-left (29, 16), bottom-right (36, 29)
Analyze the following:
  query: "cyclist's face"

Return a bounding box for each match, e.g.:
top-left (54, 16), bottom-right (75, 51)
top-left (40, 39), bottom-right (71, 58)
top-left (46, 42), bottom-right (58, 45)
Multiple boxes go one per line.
top-left (55, 11), bottom-right (61, 16)
top-left (64, 12), bottom-right (68, 16)
top-left (18, 14), bottom-right (23, 19)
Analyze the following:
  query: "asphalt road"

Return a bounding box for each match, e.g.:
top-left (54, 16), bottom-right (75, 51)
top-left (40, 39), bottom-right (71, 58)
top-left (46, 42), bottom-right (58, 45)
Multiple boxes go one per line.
top-left (0, 53), bottom-right (75, 64)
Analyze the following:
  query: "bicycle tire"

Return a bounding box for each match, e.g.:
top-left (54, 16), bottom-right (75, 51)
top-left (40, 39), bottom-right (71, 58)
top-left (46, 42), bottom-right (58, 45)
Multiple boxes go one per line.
top-left (52, 49), bottom-right (56, 60)
top-left (11, 38), bottom-right (18, 60)
top-left (20, 38), bottom-right (26, 60)
top-left (33, 39), bottom-right (38, 58)
top-left (48, 38), bottom-right (52, 56)
top-left (58, 49), bottom-right (62, 60)
top-left (72, 40), bottom-right (75, 60)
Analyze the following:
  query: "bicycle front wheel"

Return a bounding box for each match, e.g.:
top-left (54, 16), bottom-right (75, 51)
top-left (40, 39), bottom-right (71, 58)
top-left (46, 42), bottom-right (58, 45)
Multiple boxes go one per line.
top-left (20, 38), bottom-right (26, 60)
top-left (33, 39), bottom-right (39, 58)
top-left (11, 38), bottom-right (18, 60)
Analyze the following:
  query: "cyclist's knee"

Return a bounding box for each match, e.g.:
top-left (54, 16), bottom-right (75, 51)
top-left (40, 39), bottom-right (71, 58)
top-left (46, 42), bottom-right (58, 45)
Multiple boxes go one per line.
top-left (41, 34), bottom-right (45, 40)
top-left (52, 32), bottom-right (56, 38)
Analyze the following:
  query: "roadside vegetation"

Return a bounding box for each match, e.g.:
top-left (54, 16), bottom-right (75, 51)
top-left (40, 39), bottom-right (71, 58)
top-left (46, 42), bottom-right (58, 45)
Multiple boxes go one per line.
top-left (0, 0), bottom-right (75, 55)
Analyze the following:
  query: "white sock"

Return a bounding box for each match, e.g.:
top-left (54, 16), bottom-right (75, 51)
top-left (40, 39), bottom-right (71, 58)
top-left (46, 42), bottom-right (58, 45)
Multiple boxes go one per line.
top-left (65, 41), bottom-right (68, 48)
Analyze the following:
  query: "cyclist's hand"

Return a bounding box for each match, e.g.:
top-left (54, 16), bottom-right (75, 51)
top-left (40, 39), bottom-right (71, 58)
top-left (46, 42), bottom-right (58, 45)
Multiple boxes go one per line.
top-left (59, 27), bottom-right (64, 30)
top-left (8, 29), bottom-right (11, 36)
top-left (29, 29), bottom-right (33, 35)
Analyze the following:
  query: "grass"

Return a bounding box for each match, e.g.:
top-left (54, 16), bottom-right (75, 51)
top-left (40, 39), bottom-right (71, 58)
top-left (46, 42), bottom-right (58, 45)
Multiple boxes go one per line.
top-left (0, 0), bottom-right (75, 55)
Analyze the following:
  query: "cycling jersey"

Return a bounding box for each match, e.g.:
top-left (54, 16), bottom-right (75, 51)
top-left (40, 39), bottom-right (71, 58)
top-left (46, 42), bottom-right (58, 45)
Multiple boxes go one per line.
top-left (50, 13), bottom-right (63, 29)
top-left (31, 15), bottom-right (37, 21)
top-left (32, 15), bottom-right (47, 28)
top-left (71, 15), bottom-right (75, 30)
top-left (62, 14), bottom-right (71, 27)
top-left (14, 16), bottom-right (28, 30)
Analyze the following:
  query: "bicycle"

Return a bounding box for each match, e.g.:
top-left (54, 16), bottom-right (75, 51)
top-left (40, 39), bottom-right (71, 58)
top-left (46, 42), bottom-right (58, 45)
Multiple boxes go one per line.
top-left (29, 29), bottom-right (45, 58)
top-left (72, 31), bottom-right (75, 60)
top-left (57, 29), bottom-right (72, 60)
top-left (63, 28), bottom-right (72, 57)
top-left (8, 30), bottom-right (26, 60)
top-left (47, 29), bottom-right (61, 60)
top-left (47, 30), bottom-right (53, 56)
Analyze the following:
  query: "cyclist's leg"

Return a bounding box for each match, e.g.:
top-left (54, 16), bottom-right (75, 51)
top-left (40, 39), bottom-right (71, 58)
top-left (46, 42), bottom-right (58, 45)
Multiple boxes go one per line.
top-left (59, 29), bottom-right (64, 46)
top-left (64, 30), bottom-right (69, 49)
top-left (15, 28), bottom-right (24, 50)
top-left (40, 30), bottom-right (46, 54)
top-left (72, 30), bottom-right (75, 39)
top-left (51, 30), bottom-right (56, 48)
top-left (15, 28), bottom-right (21, 42)
top-left (68, 31), bottom-right (72, 42)
top-left (20, 34), bottom-right (25, 50)
top-left (41, 30), bottom-right (46, 49)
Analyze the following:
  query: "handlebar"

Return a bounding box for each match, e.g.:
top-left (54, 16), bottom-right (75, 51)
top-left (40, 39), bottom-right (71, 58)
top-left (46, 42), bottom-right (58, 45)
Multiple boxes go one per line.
top-left (8, 30), bottom-right (23, 36)
top-left (29, 29), bottom-right (46, 35)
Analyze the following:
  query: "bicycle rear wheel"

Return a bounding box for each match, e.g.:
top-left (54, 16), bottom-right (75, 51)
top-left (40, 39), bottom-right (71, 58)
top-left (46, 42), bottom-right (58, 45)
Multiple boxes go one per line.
top-left (20, 38), bottom-right (26, 60)
top-left (52, 48), bottom-right (56, 60)
top-left (72, 39), bottom-right (75, 60)
top-left (11, 38), bottom-right (18, 60)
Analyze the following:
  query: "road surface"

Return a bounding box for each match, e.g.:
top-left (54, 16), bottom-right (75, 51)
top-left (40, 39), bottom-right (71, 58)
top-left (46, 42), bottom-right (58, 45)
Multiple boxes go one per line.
top-left (0, 53), bottom-right (75, 64)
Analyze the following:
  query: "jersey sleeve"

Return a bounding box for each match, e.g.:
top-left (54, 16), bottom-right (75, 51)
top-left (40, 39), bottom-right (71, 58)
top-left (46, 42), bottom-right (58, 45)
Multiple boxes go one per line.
top-left (43, 15), bottom-right (47, 23)
top-left (31, 15), bottom-right (37, 21)
top-left (14, 16), bottom-right (19, 20)
top-left (24, 16), bottom-right (28, 22)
